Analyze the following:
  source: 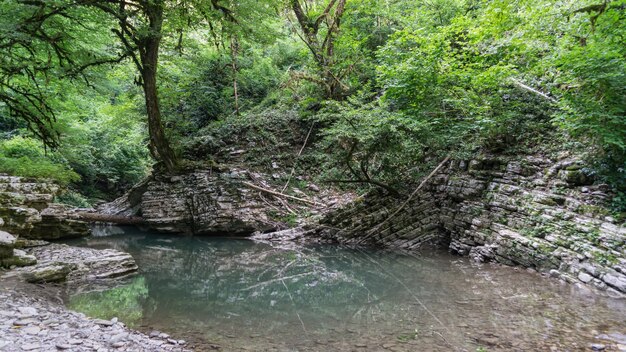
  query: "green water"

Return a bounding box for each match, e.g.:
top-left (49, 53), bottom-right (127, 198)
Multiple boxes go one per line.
top-left (64, 227), bottom-right (626, 351)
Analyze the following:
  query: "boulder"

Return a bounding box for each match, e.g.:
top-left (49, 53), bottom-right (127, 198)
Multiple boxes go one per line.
top-left (1, 249), bottom-right (37, 267)
top-left (0, 176), bottom-right (91, 240)
top-left (22, 262), bottom-right (74, 283)
top-left (0, 230), bottom-right (16, 259)
top-left (10, 243), bottom-right (138, 282)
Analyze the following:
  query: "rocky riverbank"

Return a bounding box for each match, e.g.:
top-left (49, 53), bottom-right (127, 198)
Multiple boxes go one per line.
top-left (0, 278), bottom-right (189, 352)
top-left (0, 232), bottom-right (190, 351)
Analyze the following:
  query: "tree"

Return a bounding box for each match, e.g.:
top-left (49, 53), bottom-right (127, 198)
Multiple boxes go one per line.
top-left (84, 0), bottom-right (179, 171)
top-left (0, 0), bottom-right (120, 148)
top-left (290, 0), bottom-right (349, 100)
top-left (1, 0), bottom-right (276, 172)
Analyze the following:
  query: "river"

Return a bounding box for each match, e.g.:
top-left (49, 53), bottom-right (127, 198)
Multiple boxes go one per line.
top-left (63, 227), bottom-right (626, 351)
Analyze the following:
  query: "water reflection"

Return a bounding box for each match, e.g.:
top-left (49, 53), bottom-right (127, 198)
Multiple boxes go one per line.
top-left (67, 276), bottom-right (148, 328)
top-left (64, 228), bottom-right (626, 351)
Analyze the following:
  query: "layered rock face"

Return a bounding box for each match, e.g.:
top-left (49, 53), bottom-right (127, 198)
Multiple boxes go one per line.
top-left (102, 170), bottom-right (278, 235)
top-left (313, 155), bottom-right (626, 295)
top-left (0, 176), bottom-right (90, 240)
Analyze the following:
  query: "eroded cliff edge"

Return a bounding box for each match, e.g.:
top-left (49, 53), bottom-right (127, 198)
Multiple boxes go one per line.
top-left (311, 154), bottom-right (625, 296)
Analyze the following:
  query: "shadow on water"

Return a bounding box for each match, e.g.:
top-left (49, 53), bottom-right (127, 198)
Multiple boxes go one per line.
top-left (63, 226), bottom-right (626, 351)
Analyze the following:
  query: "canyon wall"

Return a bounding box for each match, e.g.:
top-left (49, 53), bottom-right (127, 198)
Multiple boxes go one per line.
top-left (314, 155), bottom-right (626, 296)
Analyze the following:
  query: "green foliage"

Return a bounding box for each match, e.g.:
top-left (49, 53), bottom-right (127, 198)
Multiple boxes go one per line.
top-left (314, 97), bottom-right (432, 188)
top-left (57, 87), bottom-right (152, 198)
top-left (0, 136), bottom-right (79, 185)
top-left (1, 0), bottom-right (624, 204)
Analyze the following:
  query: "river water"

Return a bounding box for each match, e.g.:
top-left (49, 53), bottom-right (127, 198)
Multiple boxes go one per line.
top-left (63, 227), bottom-right (626, 351)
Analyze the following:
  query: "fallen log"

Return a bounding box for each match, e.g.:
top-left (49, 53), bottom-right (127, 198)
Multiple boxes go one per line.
top-left (75, 212), bottom-right (146, 225)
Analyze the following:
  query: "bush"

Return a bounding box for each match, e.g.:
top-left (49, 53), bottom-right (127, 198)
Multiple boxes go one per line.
top-left (0, 136), bottom-right (80, 185)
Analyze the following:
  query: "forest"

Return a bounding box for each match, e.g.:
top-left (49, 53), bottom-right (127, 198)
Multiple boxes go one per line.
top-left (1, 0), bottom-right (625, 210)
top-left (2, 1), bottom-right (626, 351)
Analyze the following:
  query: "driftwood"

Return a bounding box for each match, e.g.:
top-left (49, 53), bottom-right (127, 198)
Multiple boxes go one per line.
top-left (76, 212), bottom-right (145, 225)
top-left (242, 181), bottom-right (323, 206)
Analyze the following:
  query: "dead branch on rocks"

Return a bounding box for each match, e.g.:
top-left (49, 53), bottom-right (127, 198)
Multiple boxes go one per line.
top-left (356, 155), bottom-right (451, 244)
top-left (242, 181), bottom-right (323, 207)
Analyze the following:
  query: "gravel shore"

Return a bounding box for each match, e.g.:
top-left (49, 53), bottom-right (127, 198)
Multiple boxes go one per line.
top-left (0, 242), bottom-right (192, 352)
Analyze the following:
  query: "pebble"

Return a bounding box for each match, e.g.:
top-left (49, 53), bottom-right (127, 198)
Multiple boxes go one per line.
top-left (21, 326), bottom-right (41, 335)
top-left (21, 343), bottom-right (41, 351)
top-left (93, 319), bottom-right (113, 326)
top-left (14, 318), bottom-right (38, 326)
top-left (55, 344), bottom-right (72, 350)
top-left (591, 343), bottom-right (606, 351)
top-left (17, 307), bottom-right (38, 317)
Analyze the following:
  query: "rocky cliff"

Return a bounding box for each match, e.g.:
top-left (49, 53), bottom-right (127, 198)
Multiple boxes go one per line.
top-left (0, 175), bottom-right (90, 240)
top-left (100, 168), bottom-right (342, 235)
top-left (310, 154), bottom-right (626, 296)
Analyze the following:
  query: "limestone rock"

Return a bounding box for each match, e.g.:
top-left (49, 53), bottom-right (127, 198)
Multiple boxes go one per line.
top-left (9, 243), bottom-right (138, 282)
top-left (22, 262), bottom-right (73, 283)
top-left (1, 249), bottom-right (36, 268)
top-left (0, 230), bottom-right (16, 259)
top-left (311, 153), bottom-right (626, 294)
top-left (29, 204), bottom-right (90, 240)
top-left (558, 169), bottom-right (593, 186)
top-left (102, 170), bottom-right (280, 235)
top-left (0, 176), bottom-right (90, 240)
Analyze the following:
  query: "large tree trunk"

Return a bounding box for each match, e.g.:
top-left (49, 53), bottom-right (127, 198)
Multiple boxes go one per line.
top-left (140, 1), bottom-right (178, 172)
